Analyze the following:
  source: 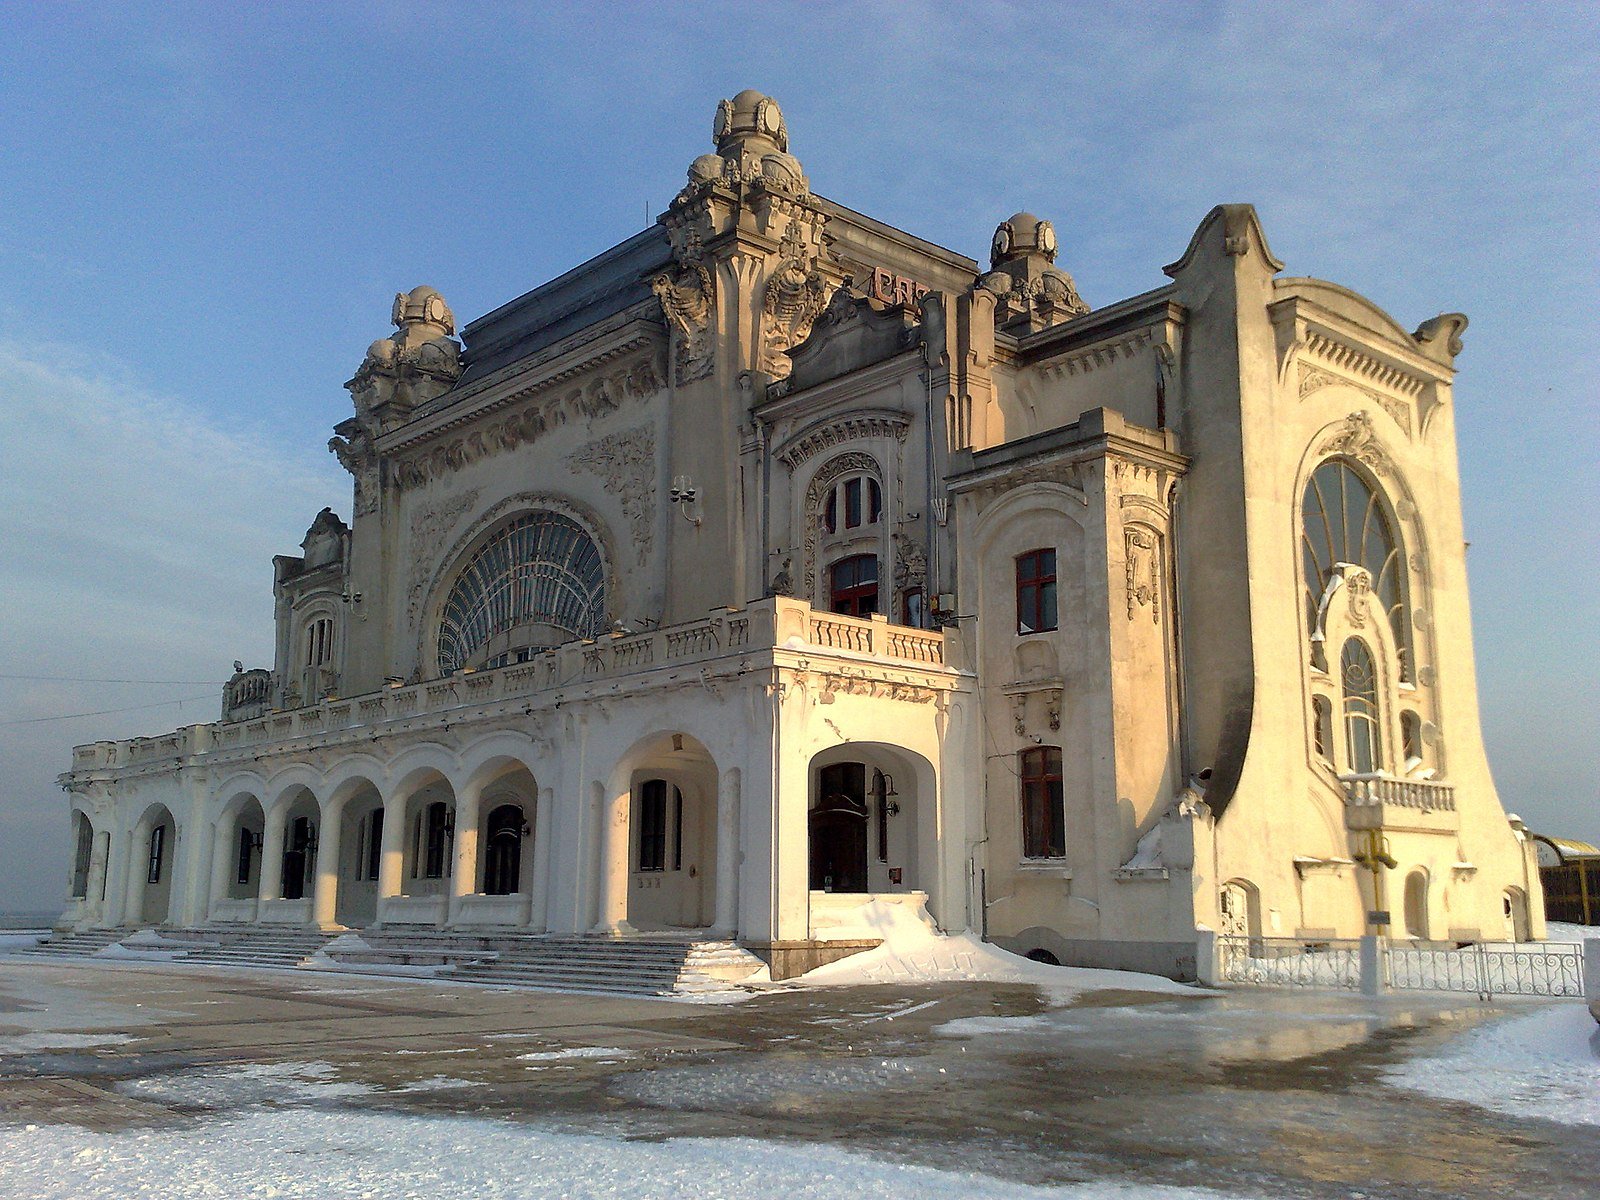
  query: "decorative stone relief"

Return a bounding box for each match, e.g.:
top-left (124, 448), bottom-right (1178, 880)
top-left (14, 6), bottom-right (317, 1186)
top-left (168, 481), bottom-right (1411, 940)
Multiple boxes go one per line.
top-left (1298, 362), bottom-right (1412, 436)
top-left (404, 488), bottom-right (481, 625)
top-left (328, 425), bottom-right (381, 516)
top-left (775, 411), bottom-right (910, 471)
top-left (760, 226), bottom-right (830, 377)
top-left (1316, 412), bottom-right (1394, 476)
top-left (1344, 566), bottom-right (1372, 629)
top-left (1124, 526), bottom-right (1160, 622)
top-left (801, 450), bottom-right (881, 596)
top-left (392, 351), bottom-right (664, 490)
top-left (567, 424), bottom-right (658, 566)
top-left (893, 533), bottom-right (927, 597)
top-left (651, 234), bottom-right (716, 385)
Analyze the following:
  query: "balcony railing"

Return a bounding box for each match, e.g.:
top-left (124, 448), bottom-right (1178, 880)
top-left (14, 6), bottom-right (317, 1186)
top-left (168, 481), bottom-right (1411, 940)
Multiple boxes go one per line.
top-left (1340, 774), bottom-right (1456, 813)
top-left (64, 598), bottom-right (956, 773)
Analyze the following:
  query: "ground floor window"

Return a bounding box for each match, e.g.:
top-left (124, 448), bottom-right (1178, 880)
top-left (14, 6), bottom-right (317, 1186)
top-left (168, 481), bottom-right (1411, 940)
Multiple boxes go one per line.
top-left (483, 804), bottom-right (525, 895)
top-left (636, 780), bottom-right (681, 873)
top-left (147, 824), bottom-right (166, 884)
top-left (1019, 747), bottom-right (1065, 859)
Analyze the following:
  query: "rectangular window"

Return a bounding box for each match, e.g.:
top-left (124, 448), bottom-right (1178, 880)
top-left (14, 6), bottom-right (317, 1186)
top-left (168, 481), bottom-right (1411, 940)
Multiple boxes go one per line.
top-left (365, 809), bottom-right (384, 882)
top-left (424, 802), bottom-right (449, 879)
top-left (829, 555), bottom-right (879, 617)
top-left (844, 478), bottom-right (862, 529)
top-left (147, 824), bottom-right (166, 884)
top-left (672, 787), bottom-right (683, 872)
top-left (638, 779), bottom-right (668, 872)
top-left (237, 827), bottom-right (254, 885)
top-left (1019, 747), bottom-right (1065, 859)
top-left (1016, 549), bottom-right (1058, 634)
top-left (824, 491), bottom-right (837, 535)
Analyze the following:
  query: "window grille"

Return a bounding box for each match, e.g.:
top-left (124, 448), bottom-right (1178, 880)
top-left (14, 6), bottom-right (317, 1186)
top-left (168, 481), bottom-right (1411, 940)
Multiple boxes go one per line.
top-left (437, 511), bottom-right (605, 675)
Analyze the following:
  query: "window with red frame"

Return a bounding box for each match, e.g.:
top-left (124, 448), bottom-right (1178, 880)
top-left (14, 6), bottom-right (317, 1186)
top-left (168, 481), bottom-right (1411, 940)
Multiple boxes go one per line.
top-left (829, 555), bottom-right (879, 617)
top-left (1016, 548), bottom-right (1057, 634)
top-left (1019, 746), bottom-right (1065, 859)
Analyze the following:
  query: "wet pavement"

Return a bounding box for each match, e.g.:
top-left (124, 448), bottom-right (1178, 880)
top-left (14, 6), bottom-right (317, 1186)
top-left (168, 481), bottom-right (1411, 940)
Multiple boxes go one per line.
top-left (0, 958), bottom-right (1595, 1198)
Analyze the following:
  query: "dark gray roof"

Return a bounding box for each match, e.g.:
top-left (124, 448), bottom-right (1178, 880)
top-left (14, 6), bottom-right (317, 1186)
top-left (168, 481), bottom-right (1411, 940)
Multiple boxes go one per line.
top-left (457, 226), bottom-right (673, 386)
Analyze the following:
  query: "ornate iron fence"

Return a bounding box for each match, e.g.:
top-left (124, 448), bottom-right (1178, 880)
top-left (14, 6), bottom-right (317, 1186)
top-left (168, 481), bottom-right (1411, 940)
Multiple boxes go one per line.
top-left (1387, 941), bottom-right (1585, 999)
top-left (1216, 936), bottom-right (1363, 990)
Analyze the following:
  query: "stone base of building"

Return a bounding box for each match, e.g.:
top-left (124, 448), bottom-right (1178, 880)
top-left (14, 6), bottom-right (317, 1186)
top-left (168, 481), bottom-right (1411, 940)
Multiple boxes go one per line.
top-left (745, 939), bottom-right (883, 981)
top-left (995, 927), bottom-right (1200, 983)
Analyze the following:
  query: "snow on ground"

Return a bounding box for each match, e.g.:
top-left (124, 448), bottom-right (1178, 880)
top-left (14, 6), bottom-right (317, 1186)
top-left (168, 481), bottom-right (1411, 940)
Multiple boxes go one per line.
top-left (1385, 1003), bottom-right (1600, 1126)
top-left (1543, 922), bottom-right (1597, 944)
top-left (0, 1031), bottom-right (132, 1055)
top-left (0, 1105), bottom-right (1264, 1200)
top-left (793, 900), bottom-right (1198, 1000)
top-left (516, 1046), bottom-right (636, 1063)
top-left (0, 931), bottom-right (46, 951)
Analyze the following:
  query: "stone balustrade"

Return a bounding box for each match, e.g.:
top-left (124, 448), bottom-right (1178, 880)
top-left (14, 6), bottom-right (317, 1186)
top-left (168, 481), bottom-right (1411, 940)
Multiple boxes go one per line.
top-left (64, 598), bottom-right (957, 775)
top-left (1341, 774), bottom-right (1456, 813)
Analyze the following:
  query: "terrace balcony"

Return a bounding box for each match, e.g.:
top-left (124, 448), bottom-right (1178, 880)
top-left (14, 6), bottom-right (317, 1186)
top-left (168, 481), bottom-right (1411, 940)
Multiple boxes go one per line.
top-left (1340, 773), bottom-right (1459, 834)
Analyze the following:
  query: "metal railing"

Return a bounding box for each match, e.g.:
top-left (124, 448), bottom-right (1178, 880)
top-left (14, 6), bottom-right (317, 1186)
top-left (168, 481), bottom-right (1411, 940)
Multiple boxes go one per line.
top-left (1387, 941), bottom-right (1585, 999)
top-left (1216, 936), bottom-right (1363, 990)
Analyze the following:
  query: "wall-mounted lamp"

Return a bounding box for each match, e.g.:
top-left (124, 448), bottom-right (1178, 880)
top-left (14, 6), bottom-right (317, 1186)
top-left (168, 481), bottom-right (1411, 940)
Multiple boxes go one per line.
top-left (670, 475), bottom-right (703, 526)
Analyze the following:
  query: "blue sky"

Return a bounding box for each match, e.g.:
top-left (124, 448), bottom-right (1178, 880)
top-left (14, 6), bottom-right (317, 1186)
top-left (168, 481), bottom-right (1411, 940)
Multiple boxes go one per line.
top-left (1, 1), bottom-right (1596, 913)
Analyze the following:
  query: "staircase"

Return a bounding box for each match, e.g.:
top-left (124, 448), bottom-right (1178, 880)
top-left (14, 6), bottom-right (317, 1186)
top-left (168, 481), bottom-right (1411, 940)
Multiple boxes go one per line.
top-left (324, 931), bottom-right (765, 998)
top-left (11, 925), bottom-right (766, 997)
top-left (12, 928), bottom-right (124, 958)
top-left (157, 927), bottom-right (334, 970)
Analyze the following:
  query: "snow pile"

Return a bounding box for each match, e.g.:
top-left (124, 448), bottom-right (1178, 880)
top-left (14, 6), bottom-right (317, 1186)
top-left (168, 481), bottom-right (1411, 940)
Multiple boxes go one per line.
top-left (517, 1046), bottom-right (636, 1063)
top-left (0, 931), bottom-right (47, 951)
top-left (1543, 922), bottom-right (1597, 944)
top-left (0, 1106), bottom-right (1262, 1199)
top-left (1385, 1003), bottom-right (1600, 1126)
top-left (794, 899), bottom-right (1196, 998)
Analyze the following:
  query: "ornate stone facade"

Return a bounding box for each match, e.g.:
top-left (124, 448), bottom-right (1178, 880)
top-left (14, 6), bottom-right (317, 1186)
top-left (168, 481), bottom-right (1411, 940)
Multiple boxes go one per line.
top-left (57, 91), bottom-right (1541, 984)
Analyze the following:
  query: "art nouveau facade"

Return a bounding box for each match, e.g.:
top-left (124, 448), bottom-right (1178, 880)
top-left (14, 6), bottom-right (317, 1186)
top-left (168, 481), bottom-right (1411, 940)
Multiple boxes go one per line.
top-left (58, 91), bottom-right (1544, 978)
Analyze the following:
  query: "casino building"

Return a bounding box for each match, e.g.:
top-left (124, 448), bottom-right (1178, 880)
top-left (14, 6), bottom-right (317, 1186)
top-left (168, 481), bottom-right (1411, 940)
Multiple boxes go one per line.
top-left (56, 90), bottom-right (1544, 980)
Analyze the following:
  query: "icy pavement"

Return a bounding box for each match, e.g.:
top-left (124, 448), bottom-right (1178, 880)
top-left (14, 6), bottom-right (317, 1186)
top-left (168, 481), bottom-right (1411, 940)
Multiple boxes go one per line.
top-left (2, 959), bottom-right (1598, 1198)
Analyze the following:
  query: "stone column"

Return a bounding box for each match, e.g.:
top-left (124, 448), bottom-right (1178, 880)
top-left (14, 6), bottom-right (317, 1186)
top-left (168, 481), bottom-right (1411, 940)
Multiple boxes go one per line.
top-left (121, 827), bottom-right (145, 926)
top-left (311, 800), bottom-right (342, 929)
top-left (528, 786), bottom-right (555, 931)
top-left (591, 782), bottom-right (634, 934)
top-left (376, 793), bottom-right (407, 916)
top-left (207, 815), bottom-right (235, 917)
top-left (87, 830), bottom-right (111, 921)
top-left (447, 787), bottom-right (481, 926)
top-left (258, 814), bottom-right (286, 906)
top-left (710, 769), bottom-right (741, 937)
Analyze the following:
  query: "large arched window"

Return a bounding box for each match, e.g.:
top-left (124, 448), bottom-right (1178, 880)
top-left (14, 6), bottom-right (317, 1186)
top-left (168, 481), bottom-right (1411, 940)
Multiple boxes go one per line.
top-left (1301, 459), bottom-right (1410, 677)
top-left (1341, 638), bottom-right (1382, 774)
top-left (436, 511), bottom-right (605, 674)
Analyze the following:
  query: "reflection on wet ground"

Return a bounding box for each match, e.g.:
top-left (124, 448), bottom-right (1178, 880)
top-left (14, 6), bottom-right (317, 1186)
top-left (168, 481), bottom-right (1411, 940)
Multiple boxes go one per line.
top-left (0, 962), bottom-right (1594, 1198)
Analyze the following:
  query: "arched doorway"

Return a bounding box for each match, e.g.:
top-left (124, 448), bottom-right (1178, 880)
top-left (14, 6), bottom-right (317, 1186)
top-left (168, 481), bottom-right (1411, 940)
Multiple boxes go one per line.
top-left (807, 746), bottom-right (930, 897)
top-left (129, 804), bottom-right (177, 925)
top-left (1403, 870), bottom-right (1430, 940)
top-left (1503, 887), bottom-right (1530, 942)
top-left (483, 803), bottom-right (526, 896)
top-left (223, 796), bottom-right (266, 902)
top-left (1220, 880), bottom-right (1260, 940)
top-left (275, 791), bottom-right (319, 903)
top-left (332, 782), bottom-right (383, 929)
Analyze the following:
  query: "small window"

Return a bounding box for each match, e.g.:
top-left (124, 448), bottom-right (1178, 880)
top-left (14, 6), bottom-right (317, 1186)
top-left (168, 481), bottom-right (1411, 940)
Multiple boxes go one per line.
top-left (422, 802), bottom-right (450, 879)
top-left (305, 617), bottom-right (335, 668)
top-left (364, 808), bottom-right (384, 882)
top-left (638, 779), bottom-right (670, 872)
top-left (147, 824), bottom-right (166, 884)
top-left (1401, 711), bottom-right (1422, 767)
top-left (1019, 747), bottom-right (1065, 859)
top-left (1312, 696), bottom-right (1333, 763)
top-left (71, 818), bottom-right (93, 899)
top-left (237, 826), bottom-right (254, 885)
top-left (822, 475), bottom-right (882, 535)
top-left (1016, 549), bottom-right (1057, 634)
top-left (1341, 639), bottom-right (1381, 774)
top-left (829, 554), bottom-right (879, 617)
top-left (902, 588), bottom-right (925, 629)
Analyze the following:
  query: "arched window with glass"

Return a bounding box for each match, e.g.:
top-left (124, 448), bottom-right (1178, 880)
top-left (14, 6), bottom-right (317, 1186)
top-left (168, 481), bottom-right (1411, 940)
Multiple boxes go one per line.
top-left (1340, 638), bottom-right (1382, 774)
top-left (1301, 459), bottom-right (1411, 678)
top-left (436, 511), bottom-right (606, 675)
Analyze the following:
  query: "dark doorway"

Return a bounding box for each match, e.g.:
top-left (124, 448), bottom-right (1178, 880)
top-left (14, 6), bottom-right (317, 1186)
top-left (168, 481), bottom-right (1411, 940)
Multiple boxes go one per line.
top-left (810, 762), bottom-right (869, 892)
top-left (483, 804), bottom-right (525, 895)
top-left (281, 816), bottom-right (314, 900)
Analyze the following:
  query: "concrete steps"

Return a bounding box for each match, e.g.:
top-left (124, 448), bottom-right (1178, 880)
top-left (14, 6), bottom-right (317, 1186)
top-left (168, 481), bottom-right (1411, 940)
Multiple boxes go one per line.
top-left (12, 929), bottom-right (124, 958)
top-left (12, 925), bottom-right (767, 997)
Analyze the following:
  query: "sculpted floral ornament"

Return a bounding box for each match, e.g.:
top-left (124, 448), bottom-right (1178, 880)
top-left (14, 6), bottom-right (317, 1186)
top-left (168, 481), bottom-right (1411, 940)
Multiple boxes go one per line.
top-left (567, 424), bottom-right (659, 565)
top-left (1124, 526), bottom-right (1160, 622)
top-left (1316, 411), bottom-right (1394, 476)
top-left (328, 424), bottom-right (381, 516)
top-left (652, 235), bottom-right (716, 385)
top-left (760, 226), bottom-right (831, 377)
top-left (1343, 565), bottom-right (1372, 629)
